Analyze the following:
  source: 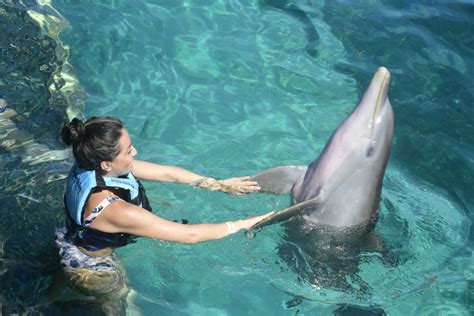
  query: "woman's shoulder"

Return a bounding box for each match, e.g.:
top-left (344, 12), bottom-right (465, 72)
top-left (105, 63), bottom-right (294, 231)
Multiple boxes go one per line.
top-left (86, 189), bottom-right (120, 211)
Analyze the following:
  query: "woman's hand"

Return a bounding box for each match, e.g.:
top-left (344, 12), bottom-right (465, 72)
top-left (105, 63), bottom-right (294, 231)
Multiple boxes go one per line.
top-left (235, 211), bottom-right (275, 231)
top-left (194, 176), bottom-right (261, 195)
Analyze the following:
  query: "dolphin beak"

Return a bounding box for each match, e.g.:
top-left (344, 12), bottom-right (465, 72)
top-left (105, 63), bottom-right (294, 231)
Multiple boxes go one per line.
top-left (373, 67), bottom-right (390, 116)
top-left (368, 67), bottom-right (390, 136)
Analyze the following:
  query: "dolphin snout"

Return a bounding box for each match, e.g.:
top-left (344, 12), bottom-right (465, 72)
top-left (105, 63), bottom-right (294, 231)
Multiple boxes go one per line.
top-left (377, 66), bottom-right (390, 78)
top-left (370, 67), bottom-right (391, 126)
top-left (373, 66), bottom-right (390, 108)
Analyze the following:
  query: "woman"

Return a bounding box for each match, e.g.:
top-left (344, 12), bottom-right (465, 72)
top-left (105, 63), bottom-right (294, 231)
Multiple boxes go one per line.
top-left (50, 116), bottom-right (272, 314)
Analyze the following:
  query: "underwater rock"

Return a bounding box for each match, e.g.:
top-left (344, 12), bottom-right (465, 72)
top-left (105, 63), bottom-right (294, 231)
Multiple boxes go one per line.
top-left (0, 1), bottom-right (86, 312)
top-left (0, 107), bottom-right (71, 165)
top-left (0, 0), bottom-right (85, 168)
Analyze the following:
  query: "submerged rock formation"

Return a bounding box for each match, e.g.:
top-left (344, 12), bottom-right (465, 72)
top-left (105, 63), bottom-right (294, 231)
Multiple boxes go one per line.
top-left (0, 1), bottom-right (85, 312)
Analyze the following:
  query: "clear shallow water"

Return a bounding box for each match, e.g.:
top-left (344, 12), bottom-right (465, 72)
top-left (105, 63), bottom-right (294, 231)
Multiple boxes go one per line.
top-left (1, 0), bottom-right (473, 315)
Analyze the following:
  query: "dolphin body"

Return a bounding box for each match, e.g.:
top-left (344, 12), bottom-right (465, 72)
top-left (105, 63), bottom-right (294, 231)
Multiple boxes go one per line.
top-left (250, 67), bottom-right (394, 291)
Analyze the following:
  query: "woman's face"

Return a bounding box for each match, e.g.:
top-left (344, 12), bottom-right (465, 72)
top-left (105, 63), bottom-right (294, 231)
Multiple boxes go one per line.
top-left (109, 128), bottom-right (137, 176)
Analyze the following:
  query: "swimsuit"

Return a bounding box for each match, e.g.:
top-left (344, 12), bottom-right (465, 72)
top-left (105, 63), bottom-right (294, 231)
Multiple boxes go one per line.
top-left (55, 227), bottom-right (118, 271)
top-left (55, 195), bottom-right (123, 271)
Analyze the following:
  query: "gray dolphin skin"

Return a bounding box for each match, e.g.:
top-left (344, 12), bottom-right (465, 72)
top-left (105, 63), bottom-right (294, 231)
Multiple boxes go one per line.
top-left (249, 67), bottom-right (395, 300)
top-left (250, 66), bottom-right (394, 231)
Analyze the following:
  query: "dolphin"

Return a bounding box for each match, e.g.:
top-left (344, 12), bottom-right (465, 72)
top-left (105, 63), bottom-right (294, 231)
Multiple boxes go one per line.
top-left (249, 67), bottom-right (394, 294)
top-left (250, 66), bottom-right (394, 231)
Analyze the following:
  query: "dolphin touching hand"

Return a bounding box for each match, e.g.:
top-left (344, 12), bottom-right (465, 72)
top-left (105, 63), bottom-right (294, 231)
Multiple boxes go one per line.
top-left (249, 67), bottom-right (395, 296)
top-left (250, 67), bottom-right (394, 231)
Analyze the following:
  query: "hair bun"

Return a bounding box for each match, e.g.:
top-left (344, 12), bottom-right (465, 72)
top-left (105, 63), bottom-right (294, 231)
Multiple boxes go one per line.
top-left (61, 118), bottom-right (85, 146)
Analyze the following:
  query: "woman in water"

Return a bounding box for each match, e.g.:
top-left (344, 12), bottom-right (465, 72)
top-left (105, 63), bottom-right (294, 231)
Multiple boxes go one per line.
top-left (49, 116), bottom-right (272, 314)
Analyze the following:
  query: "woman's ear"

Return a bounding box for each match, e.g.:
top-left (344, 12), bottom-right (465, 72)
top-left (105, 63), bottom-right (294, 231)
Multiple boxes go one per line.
top-left (100, 161), bottom-right (113, 173)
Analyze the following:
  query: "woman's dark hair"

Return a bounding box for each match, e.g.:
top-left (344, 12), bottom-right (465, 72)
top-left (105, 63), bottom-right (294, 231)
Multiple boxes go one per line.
top-left (61, 116), bottom-right (123, 171)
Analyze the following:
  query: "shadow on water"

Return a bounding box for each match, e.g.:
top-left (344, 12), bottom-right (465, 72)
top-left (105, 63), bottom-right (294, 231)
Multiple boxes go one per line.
top-left (278, 217), bottom-right (388, 292)
top-left (259, 0), bottom-right (320, 58)
top-left (274, 210), bottom-right (401, 315)
top-left (0, 1), bottom-right (85, 313)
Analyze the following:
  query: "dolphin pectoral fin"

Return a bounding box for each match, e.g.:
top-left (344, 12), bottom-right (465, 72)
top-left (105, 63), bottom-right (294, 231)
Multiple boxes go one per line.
top-left (248, 198), bottom-right (320, 233)
top-left (251, 165), bottom-right (307, 194)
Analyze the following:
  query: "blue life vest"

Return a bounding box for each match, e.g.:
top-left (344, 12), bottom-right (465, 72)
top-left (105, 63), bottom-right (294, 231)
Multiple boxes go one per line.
top-left (65, 162), bottom-right (152, 251)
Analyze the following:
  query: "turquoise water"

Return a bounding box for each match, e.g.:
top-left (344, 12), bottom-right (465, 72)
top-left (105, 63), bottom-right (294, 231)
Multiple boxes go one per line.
top-left (0, 0), bottom-right (473, 315)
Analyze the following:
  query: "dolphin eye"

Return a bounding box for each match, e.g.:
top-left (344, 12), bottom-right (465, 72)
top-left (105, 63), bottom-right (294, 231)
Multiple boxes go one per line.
top-left (366, 146), bottom-right (374, 157)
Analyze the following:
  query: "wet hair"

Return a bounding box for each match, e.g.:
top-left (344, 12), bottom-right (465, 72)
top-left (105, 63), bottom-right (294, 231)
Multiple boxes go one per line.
top-left (61, 116), bottom-right (123, 171)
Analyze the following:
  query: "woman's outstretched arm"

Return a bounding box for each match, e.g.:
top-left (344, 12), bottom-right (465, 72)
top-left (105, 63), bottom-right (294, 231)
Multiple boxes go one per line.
top-left (88, 194), bottom-right (272, 244)
top-left (132, 159), bottom-right (260, 194)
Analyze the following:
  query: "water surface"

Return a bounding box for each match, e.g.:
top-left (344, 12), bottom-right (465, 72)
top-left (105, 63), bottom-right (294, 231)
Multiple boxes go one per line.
top-left (1, 0), bottom-right (473, 315)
